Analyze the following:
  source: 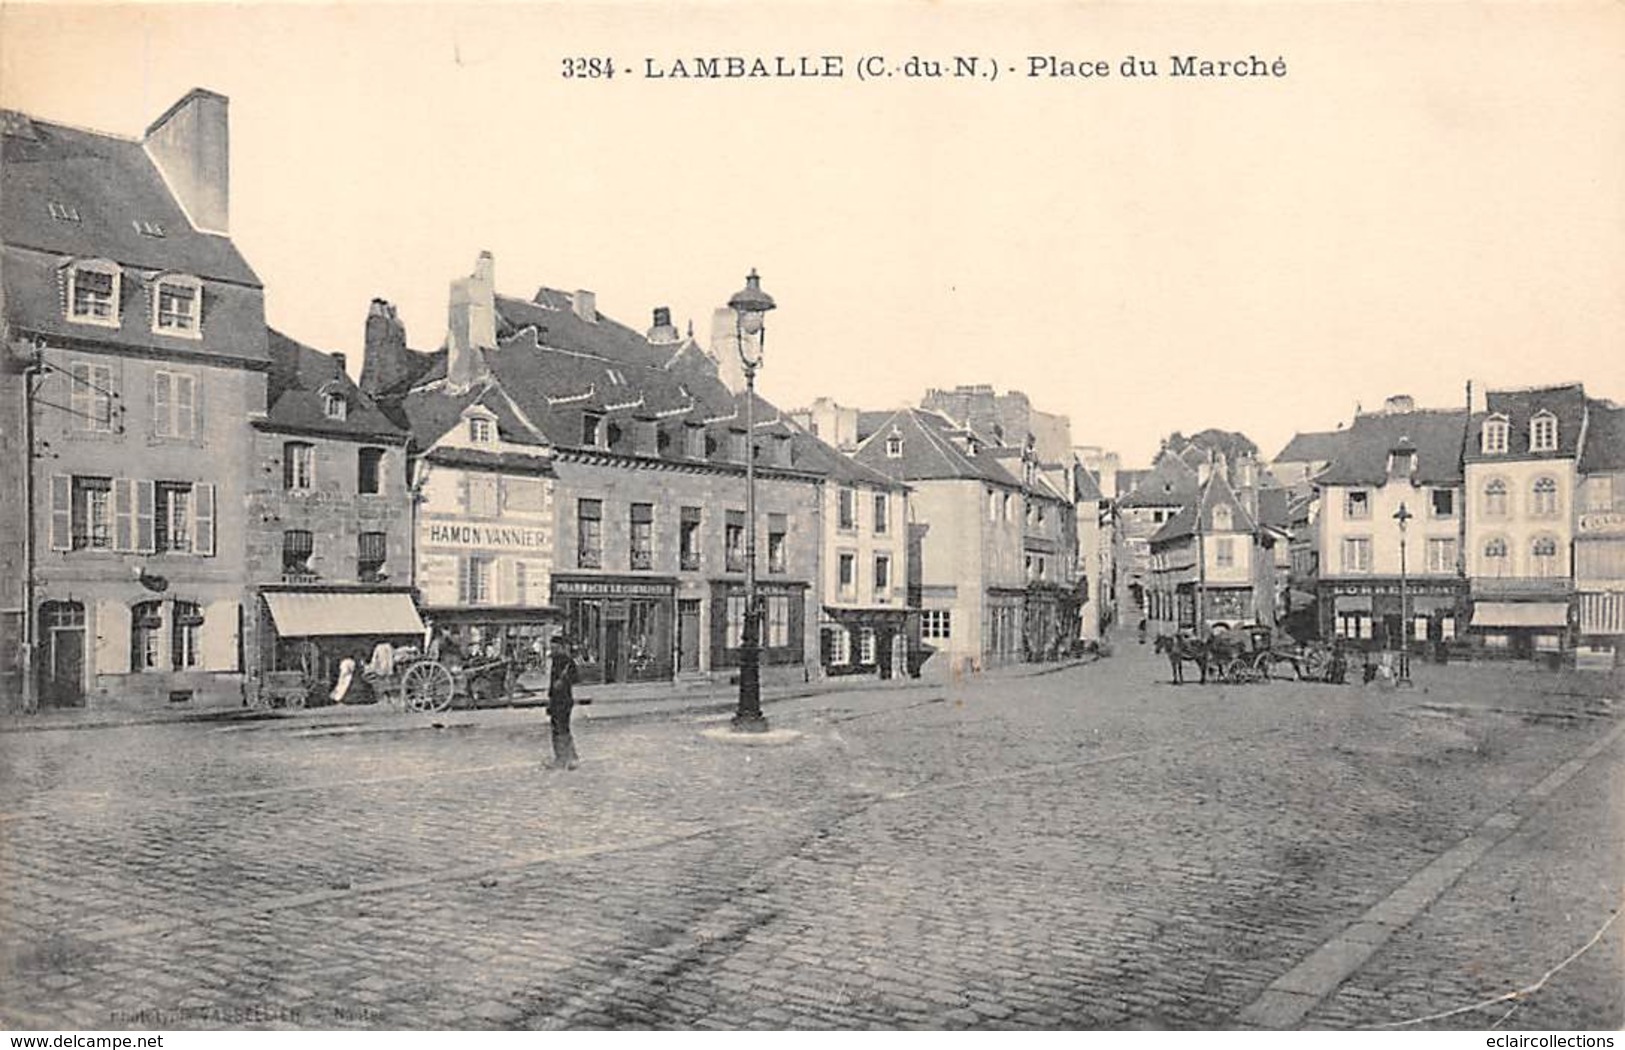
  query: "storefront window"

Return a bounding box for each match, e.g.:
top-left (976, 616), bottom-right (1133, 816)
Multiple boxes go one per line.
top-left (767, 596), bottom-right (790, 648)
top-left (172, 600), bottom-right (203, 669)
top-left (572, 602), bottom-right (601, 666)
top-left (132, 601), bottom-right (163, 671)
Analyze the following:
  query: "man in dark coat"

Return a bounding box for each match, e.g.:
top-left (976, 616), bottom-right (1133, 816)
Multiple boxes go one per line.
top-left (547, 636), bottom-right (580, 770)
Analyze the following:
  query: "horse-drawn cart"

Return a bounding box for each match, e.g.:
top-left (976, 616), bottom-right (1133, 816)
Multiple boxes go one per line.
top-left (363, 649), bottom-right (517, 713)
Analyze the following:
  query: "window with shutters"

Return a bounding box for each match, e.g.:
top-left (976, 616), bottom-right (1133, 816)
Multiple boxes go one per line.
top-left (1531, 476), bottom-right (1560, 518)
top-left (466, 474), bottom-right (499, 517)
top-left (767, 514), bottom-right (787, 574)
top-left (358, 532), bottom-right (387, 581)
top-left (70, 477), bottom-right (112, 550)
top-left (357, 448), bottom-right (385, 495)
top-left (283, 530), bottom-right (315, 580)
top-left (630, 504), bottom-right (653, 570)
top-left (460, 556), bottom-right (494, 604)
top-left (68, 362), bottom-right (115, 432)
top-left (1340, 537), bottom-right (1372, 573)
top-left (131, 601), bottom-right (163, 671)
top-left (725, 511), bottom-right (745, 573)
top-left (68, 261), bottom-right (119, 326)
top-left (171, 601), bottom-right (203, 669)
top-left (577, 500), bottom-right (603, 568)
top-left (153, 371), bottom-right (196, 439)
top-left (152, 275), bottom-right (201, 337)
top-left (284, 442), bottom-right (314, 491)
top-left (154, 483), bottom-right (191, 553)
top-left (679, 507), bottom-right (702, 571)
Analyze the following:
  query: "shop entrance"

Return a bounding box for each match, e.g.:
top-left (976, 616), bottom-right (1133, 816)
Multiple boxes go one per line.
top-left (677, 600), bottom-right (701, 672)
top-left (40, 600), bottom-right (86, 707)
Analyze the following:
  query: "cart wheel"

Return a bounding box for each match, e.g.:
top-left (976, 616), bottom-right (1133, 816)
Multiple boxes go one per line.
top-left (401, 662), bottom-right (454, 713)
top-left (1223, 657), bottom-right (1252, 684)
top-left (1301, 648), bottom-right (1331, 681)
top-left (285, 690), bottom-right (307, 710)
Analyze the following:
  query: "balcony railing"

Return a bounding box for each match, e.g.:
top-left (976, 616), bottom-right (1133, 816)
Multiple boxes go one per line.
top-left (577, 547), bottom-right (602, 570)
top-left (630, 548), bottom-right (653, 571)
top-left (680, 551), bottom-right (701, 572)
top-left (1470, 575), bottom-right (1572, 597)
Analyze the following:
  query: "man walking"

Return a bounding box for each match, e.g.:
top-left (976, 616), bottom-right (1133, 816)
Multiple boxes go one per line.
top-left (546, 635), bottom-right (581, 770)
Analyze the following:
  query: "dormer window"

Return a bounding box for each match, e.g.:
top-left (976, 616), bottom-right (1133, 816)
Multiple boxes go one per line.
top-left (152, 275), bottom-right (201, 337)
top-left (1389, 444), bottom-right (1416, 477)
top-left (582, 412), bottom-right (604, 448)
top-left (67, 260), bottom-right (120, 327)
top-left (1212, 504), bottom-right (1233, 531)
top-left (685, 425), bottom-right (706, 460)
top-left (1530, 411), bottom-right (1557, 453)
top-left (1482, 415), bottom-right (1509, 455)
top-left (468, 416), bottom-right (495, 446)
top-left (323, 393), bottom-right (348, 421)
top-left (885, 429), bottom-right (903, 458)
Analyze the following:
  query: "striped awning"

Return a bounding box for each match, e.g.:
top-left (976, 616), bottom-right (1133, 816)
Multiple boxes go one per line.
top-left (1470, 602), bottom-right (1568, 629)
top-left (264, 592), bottom-right (425, 638)
top-left (1580, 592), bottom-right (1625, 635)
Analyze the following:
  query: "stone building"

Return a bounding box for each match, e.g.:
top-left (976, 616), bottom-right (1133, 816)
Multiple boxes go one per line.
top-left (2, 89), bottom-right (265, 710)
top-left (363, 254), bottom-right (861, 686)
top-left (1147, 465), bottom-right (1278, 634)
top-left (1313, 400), bottom-right (1469, 650)
top-left (1575, 400), bottom-right (1625, 665)
top-left (244, 330), bottom-right (416, 703)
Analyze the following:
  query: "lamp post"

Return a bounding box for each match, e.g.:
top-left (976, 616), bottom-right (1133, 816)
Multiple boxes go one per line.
top-left (728, 269), bottom-right (775, 732)
top-left (1393, 501), bottom-right (1413, 685)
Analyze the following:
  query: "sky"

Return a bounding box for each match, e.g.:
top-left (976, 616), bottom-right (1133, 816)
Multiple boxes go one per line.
top-left (3, 2), bottom-right (1622, 466)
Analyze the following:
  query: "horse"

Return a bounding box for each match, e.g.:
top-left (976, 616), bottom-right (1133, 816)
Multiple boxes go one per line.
top-left (1154, 632), bottom-right (1210, 684)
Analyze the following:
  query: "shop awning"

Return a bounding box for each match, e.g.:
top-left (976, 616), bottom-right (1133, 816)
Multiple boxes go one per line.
top-left (1470, 602), bottom-right (1569, 628)
top-left (265, 592), bottom-right (425, 637)
top-left (1334, 595), bottom-right (1372, 613)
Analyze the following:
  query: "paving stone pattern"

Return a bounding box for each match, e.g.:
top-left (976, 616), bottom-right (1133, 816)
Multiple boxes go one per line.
top-left (1, 646), bottom-right (1619, 1029)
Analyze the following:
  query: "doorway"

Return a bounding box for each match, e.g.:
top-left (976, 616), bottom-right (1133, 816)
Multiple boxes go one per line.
top-left (40, 600), bottom-right (86, 707)
top-left (677, 600), bottom-right (700, 672)
top-left (604, 620), bottom-right (623, 683)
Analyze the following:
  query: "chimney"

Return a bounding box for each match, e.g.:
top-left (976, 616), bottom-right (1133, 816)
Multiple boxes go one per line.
top-left (573, 290), bottom-right (597, 323)
top-left (710, 306), bottom-right (745, 394)
top-left (446, 252), bottom-right (496, 391)
top-left (330, 352), bottom-right (347, 379)
top-left (360, 299), bottom-right (409, 397)
top-left (143, 88), bottom-right (230, 234)
top-left (647, 306), bottom-right (679, 345)
top-left (1384, 394), bottom-right (1416, 414)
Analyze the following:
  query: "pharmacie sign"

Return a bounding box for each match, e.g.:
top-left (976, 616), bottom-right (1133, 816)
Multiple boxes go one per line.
top-left (422, 521), bottom-right (548, 550)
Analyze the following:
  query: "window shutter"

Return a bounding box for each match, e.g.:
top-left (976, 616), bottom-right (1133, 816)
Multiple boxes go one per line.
top-left (199, 599), bottom-right (240, 672)
top-left (135, 480), bottom-right (156, 553)
top-left (49, 475), bottom-right (72, 550)
top-left (458, 474), bottom-right (470, 513)
top-left (190, 376), bottom-right (205, 438)
top-left (457, 556), bottom-right (472, 605)
top-left (515, 560), bottom-right (528, 606)
top-left (95, 599), bottom-right (132, 679)
top-left (193, 483), bottom-right (215, 556)
top-left (177, 376), bottom-right (195, 438)
top-left (113, 478), bottom-right (134, 551)
top-left (153, 372), bottom-right (171, 437)
top-left (499, 559), bottom-right (518, 605)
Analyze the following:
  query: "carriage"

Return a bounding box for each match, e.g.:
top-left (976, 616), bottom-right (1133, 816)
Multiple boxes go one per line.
top-left (1156, 625), bottom-right (1345, 685)
top-left (253, 640), bottom-right (518, 713)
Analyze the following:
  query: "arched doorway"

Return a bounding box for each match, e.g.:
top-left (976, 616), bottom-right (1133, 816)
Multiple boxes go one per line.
top-left (39, 600), bottom-right (86, 707)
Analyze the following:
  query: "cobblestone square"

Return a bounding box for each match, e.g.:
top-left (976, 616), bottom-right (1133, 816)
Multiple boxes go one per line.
top-left (1, 645), bottom-right (1620, 1030)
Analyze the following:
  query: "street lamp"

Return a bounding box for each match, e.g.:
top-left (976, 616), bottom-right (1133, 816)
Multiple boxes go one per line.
top-left (1393, 501), bottom-right (1413, 685)
top-left (728, 269), bottom-right (776, 732)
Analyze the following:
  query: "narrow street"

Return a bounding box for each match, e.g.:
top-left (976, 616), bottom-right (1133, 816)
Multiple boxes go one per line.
top-left (1, 642), bottom-right (1620, 1030)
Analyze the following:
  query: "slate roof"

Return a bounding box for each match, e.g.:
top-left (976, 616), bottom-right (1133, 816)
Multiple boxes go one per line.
top-left (1273, 430), bottom-right (1346, 465)
top-left (1256, 486), bottom-right (1292, 530)
top-left (1073, 466), bottom-right (1105, 503)
top-left (1580, 400), bottom-right (1625, 474)
top-left (1150, 471), bottom-right (1259, 546)
top-left (851, 408), bottom-right (1022, 487)
top-left (1464, 383), bottom-right (1588, 463)
top-left (261, 329), bottom-right (407, 441)
top-left (1315, 408), bottom-right (1468, 486)
top-left (1118, 453), bottom-right (1201, 508)
top-left (1, 109), bottom-right (258, 285)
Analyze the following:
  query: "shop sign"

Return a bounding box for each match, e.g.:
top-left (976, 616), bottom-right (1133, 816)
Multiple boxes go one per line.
top-left (422, 521), bottom-right (548, 550)
top-left (1578, 511), bottom-right (1625, 536)
top-left (554, 578), bottom-right (675, 598)
top-left (1330, 581), bottom-right (1458, 598)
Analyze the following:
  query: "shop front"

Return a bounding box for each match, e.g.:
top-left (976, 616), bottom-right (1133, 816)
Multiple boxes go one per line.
top-left (1322, 580), bottom-right (1464, 652)
top-left (710, 580), bottom-right (809, 671)
top-left (552, 575), bottom-right (676, 685)
top-left (1468, 599), bottom-right (1572, 661)
top-left (1022, 583), bottom-right (1079, 661)
top-left (257, 587), bottom-right (425, 705)
top-left (820, 606), bottom-right (910, 679)
top-left (416, 604), bottom-right (562, 676)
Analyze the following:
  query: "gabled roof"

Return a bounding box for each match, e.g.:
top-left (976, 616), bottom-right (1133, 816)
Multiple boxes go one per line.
top-left (851, 408), bottom-right (1022, 487)
top-left (1073, 466), bottom-right (1104, 503)
top-left (1118, 452), bottom-right (1202, 508)
top-left (1465, 383), bottom-right (1588, 463)
top-left (1273, 430), bottom-right (1346, 464)
top-left (1150, 471), bottom-right (1258, 545)
top-left (1580, 400), bottom-right (1625, 474)
top-left (1, 109), bottom-right (258, 285)
top-left (398, 380), bottom-right (549, 451)
top-left (262, 329), bottom-right (407, 441)
top-left (1315, 408), bottom-right (1468, 486)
